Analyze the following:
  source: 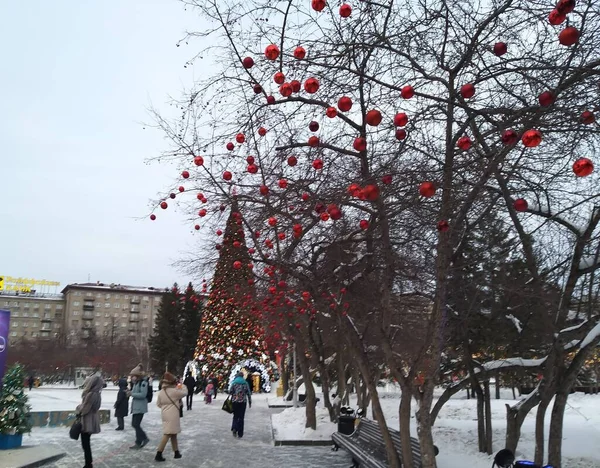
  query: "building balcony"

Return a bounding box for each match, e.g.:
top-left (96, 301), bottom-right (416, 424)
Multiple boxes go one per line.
top-left (128, 325), bottom-right (139, 332)
top-left (130, 306), bottom-right (140, 313)
top-left (40, 325), bottom-right (52, 332)
top-left (84, 297), bottom-right (94, 302)
top-left (83, 303), bottom-right (94, 311)
top-left (130, 297), bottom-right (140, 304)
top-left (129, 315), bottom-right (139, 322)
top-left (41, 316), bottom-right (53, 322)
top-left (82, 321), bottom-right (93, 329)
top-left (83, 312), bottom-right (94, 320)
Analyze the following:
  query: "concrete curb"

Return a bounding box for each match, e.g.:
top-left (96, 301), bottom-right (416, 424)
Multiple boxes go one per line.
top-left (0, 445), bottom-right (65, 468)
top-left (270, 414), bottom-right (334, 447)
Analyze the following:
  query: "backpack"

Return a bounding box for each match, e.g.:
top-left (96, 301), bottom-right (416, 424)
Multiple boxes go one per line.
top-left (145, 379), bottom-right (153, 402)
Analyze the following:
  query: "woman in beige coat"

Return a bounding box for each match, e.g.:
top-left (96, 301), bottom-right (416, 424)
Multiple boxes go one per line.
top-left (155, 372), bottom-right (187, 462)
top-left (76, 374), bottom-right (103, 468)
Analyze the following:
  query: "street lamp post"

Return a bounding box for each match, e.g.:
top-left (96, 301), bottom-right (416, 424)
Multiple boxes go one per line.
top-left (292, 342), bottom-right (298, 408)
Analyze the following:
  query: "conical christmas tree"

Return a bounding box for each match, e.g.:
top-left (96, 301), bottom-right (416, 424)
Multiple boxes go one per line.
top-left (194, 198), bottom-right (271, 391)
top-left (0, 364), bottom-right (32, 435)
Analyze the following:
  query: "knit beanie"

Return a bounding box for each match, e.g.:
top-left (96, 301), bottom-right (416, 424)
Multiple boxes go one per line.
top-left (162, 372), bottom-right (177, 385)
top-left (129, 364), bottom-right (145, 377)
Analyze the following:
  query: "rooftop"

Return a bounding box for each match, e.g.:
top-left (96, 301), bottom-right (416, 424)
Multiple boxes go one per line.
top-left (61, 282), bottom-right (166, 294)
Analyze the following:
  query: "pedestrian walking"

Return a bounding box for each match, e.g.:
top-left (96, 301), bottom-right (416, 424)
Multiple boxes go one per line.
top-left (204, 380), bottom-right (214, 404)
top-left (128, 364), bottom-right (150, 449)
top-left (229, 371), bottom-right (252, 438)
top-left (28, 375), bottom-right (35, 391)
top-left (76, 374), bottom-right (103, 468)
top-left (155, 372), bottom-right (187, 462)
top-left (212, 377), bottom-right (218, 400)
top-left (114, 378), bottom-right (129, 430)
top-left (183, 373), bottom-right (196, 410)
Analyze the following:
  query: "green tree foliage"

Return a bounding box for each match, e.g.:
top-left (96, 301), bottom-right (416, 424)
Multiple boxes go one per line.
top-left (0, 363), bottom-right (32, 435)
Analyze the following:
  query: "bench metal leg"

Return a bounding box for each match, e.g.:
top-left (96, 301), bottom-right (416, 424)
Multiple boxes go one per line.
top-left (351, 458), bottom-right (359, 468)
top-left (332, 443), bottom-right (339, 451)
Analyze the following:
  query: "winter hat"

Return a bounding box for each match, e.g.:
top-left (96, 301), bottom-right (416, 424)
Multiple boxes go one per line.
top-left (162, 372), bottom-right (177, 385)
top-left (129, 364), bottom-right (145, 377)
top-left (236, 371), bottom-right (244, 378)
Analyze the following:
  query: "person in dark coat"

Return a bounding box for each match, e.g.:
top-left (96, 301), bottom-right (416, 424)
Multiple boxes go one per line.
top-left (211, 377), bottom-right (218, 400)
top-left (114, 378), bottom-right (129, 430)
top-left (183, 373), bottom-right (196, 410)
top-left (28, 375), bottom-right (35, 391)
top-left (76, 374), bottom-right (103, 468)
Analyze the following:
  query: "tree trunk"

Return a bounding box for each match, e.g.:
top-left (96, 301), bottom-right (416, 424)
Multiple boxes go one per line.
top-left (548, 389), bottom-right (570, 468)
top-left (512, 387), bottom-right (516, 399)
top-left (534, 396), bottom-right (551, 465)
top-left (318, 361), bottom-right (336, 422)
top-left (337, 344), bottom-right (349, 405)
top-left (369, 381), bottom-right (401, 468)
top-left (484, 380), bottom-right (493, 455)
top-left (416, 383), bottom-right (438, 468)
top-left (495, 371), bottom-right (501, 399)
top-left (399, 387), bottom-right (415, 468)
top-left (505, 391), bottom-right (541, 453)
top-left (282, 354), bottom-right (290, 395)
top-left (296, 348), bottom-right (317, 429)
top-left (474, 382), bottom-right (486, 453)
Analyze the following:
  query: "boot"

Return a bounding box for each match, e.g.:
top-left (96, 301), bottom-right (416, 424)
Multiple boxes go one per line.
top-left (155, 451), bottom-right (166, 462)
top-left (174, 451), bottom-right (182, 459)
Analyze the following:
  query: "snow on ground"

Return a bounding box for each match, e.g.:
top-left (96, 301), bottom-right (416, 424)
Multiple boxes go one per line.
top-left (271, 387), bottom-right (600, 468)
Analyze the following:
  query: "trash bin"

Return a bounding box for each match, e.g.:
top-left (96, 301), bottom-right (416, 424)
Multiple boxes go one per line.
top-left (337, 415), bottom-right (356, 435)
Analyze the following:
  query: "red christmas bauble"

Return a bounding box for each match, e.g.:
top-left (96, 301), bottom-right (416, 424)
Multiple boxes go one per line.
top-left (247, 164), bottom-right (258, 174)
top-left (233, 261), bottom-right (242, 269)
top-left (278, 232), bottom-right (286, 240)
top-left (327, 204), bottom-right (342, 220)
top-left (169, 193), bottom-right (176, 199)
top-left (580, 111), bottom-right (595, 125)
top-left (280, 83), bottom-right (293, 97)
top-left (268, 217), bottom-right (277, 226)
top-left (559, 27), bottom-right (579, 46)
top-left (457, 136), bottom-right (472, 150)
top-left (314, 202), bottom-right (326, 213)
top-left (339, 3), bottom-right (352, 17)
top-left (311, 0), bottom-right (326, 12)
top-left (309, 121), bottom-right (319, 132)
top-left (353, 137), bottom-right (367, 151)
top-left (395, 129), bottom-right (407, 140)
top-left (513, 198), bottom-right (528, 212)
top-left (539, 91), bottom-right (555, 107)
top-left (401, 85), bottom-right (414, 99)
top-left (359, 220), bottom-right (369, 230)
top-left (226, 142), bottom-right (234, 151)
top-left (419, 182), bottom-right (436, 197)
top-left (294, 46), bottom-right (306, 60)
top-left (246, 155), bottom-right (255, 164)
top-left (338, 96), bottom-right (353, 112)
top-left (326, 107), bottom-right (338, 118)
top-left (556, 0), bottom-right (576, 14)
top-left (274, 72), bottom-right (285, 84)
top-left (265, 44), bottom-right (280, 60)
top-left (267, 95), bottom-right (276, 104)
top-left (501, 129), bottom-right (519, 145)
top-left (278, 179), bottom-right (288, 188)
top-left (382, 175), bottom-right (392, 185)
top-left (301, 193), bottom-right (310, 201)
top-left (366, 110), bottom-right (382, 126)
top-left (573, 158), bottom-right (594, 177)
top-left (320, 212), bottom-right (330, 221)
top-left (198, 209), bottom-right (207, 217)
top-left (178, 186), bottom-right (185, 192)
top-left (253, 84), bottom-right (263, 94)
top-left (242, 57), bottom-right (254, 69)
top-left (194, 224), bottom-right (200, 231)
top-left (236, 133), bottom-right (245, 143)
top-left (216, 229), bottom-right (222, 236)
top-left (223, 171), bottom-right (233, 181)
top-left (437, 220), bottom-right (450, 232)
top-left (160, 201), bottom-right (168, 209)
top-left (150, 214), bottom-right (156, 220)
top-left (287, 156), bottom-right (298, 166)
top-left (522, 129), bottom-right (542, 148)
top-left (394, 112), bottom-right (408, 127)
top-left (312, 159), bottom-right (324, 170)
top-left (460, 83), bottom-right (475, 99)
top-left (493, 42), bottom-right (507, 56)
top-left (290, 80), bottom-right (301, 93)
top-left (181, 170), bottom-right (189, 179)
top-left (194, 156), bottom-right (204, 166)
top-left (362, 184), bottom-right (380, 201)
top-left (304, 78), bottom-right (320, 94)
top-left (548, 9), bottom-right (566, 25)
top-left (308, 136), bottom-right (320, 147)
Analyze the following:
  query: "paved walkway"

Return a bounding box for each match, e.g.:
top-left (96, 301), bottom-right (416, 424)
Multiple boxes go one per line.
top-left (27, 394), bottom-right (352, 468)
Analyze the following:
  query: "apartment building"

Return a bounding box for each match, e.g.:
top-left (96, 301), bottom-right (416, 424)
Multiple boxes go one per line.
top-left (0, 293), bottom-right (65, 342)
top-left (62, 283), bottom-right (164, 344)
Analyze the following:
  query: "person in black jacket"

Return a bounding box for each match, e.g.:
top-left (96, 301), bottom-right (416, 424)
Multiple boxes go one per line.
top-left (114, 378), bottom-right (129, 430)
top-left (183, 373), bottom-right (196, 410)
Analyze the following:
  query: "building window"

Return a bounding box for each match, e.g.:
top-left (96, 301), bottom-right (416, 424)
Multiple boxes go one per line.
top-left (115, 294), bottom-right (121, 299)
top-left (104, 322), bottom-right (109, 327)
top-left (3, 301), bottom-right (8, 307)
top-left (44, 304), bottom-right (51, 309)
top-left (122, 304), bottom-right (128, 310)
top-left (56, 304), bottom-right (63, 310)
top-left (143, 296), bottom-right (149, 301)
top-left (105, 313), bottom-right (110, 318)
top-left (33, 303), bottom-right (39, 309)
top-left (86, 292), bottom-right (93, 297)
top-left (95, 302), bottom-right (101, 308)
top-left (105, 294), bottom-right (111, 299)
top-left (121, 323), bottom-right (127, 328)
top-left (32, 323), bottom-right (38, 328)
top-left (23, 322), bottom-right (29, 328)
top-left (124, 295), bottom-right (129, 299)
top-left (75, 291), bottom-right (81, 296)
top-left (11, 331), bottom-right (17, 337)
top-left (113, 313), bottom-right (118, 318)
top-left (23, 303), bottom-right (30, 308)
top-left (12, 302), bottom-right (19, 307)
top-left (23, 311), bottom-right (29, 318)
top-left (33, 312), bottom-right (39, 318)
top-left (74, 301), bottom-right (80, 306)
top-left (104, 303), bottom-right (110, 309)
top-left (142, 315), bottom-right (148, 320)
top-left (54, 323), bottom-right (60, 329)
top-left (73, 310), bottom-right (80, 316)
top-left (114, 303), bottom-right (120, 309)
top-left (95, 312), bottom-right (101, 317)
top-left (12, 322), bottom-right (18, 328)
top-left (143, 305), bottom-right (149, 309)
top-left (12, 312), bottom-right (19, 317)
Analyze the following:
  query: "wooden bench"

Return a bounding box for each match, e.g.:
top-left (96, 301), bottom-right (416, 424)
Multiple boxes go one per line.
top-left (332, 418), bottom-right (439, 468)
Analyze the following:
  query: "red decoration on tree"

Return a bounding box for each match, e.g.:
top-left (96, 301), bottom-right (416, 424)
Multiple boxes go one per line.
top-left (339, 3), bottom-right (352, 17)
top-left (265, 44), bottom-right (280, 60)
top-left (247, 164), bottom-right (258, 174)
top-left (419, 182), bottom-right (436, 197)
top-left (194, 224), bottom-right (200, 230)
top-left (359, 220), bottom-right (369, 230)
top-left (236, 133), bottom-right (245, 144)
top-left (290, 80), bottom-right (301, 93)
top-left (194, 156), bottom-right (204, 166)
top-left (169, 193), bottom-right (176, 199)
top-left (573, 158), bottom-right (594, 177)
top-left (309, 121), bottom-right (319, 132)
top-left (258, 127), bottom-right (267, 136)
top-left (580, 111), bottom-right (595, 124)
top-left (160, 201), bottom-right (168, 209)
top-left (246, 156), bottom-right (255, 164)
top-left (312, 159), bottom-right (324, 170)
top-left (268, 217), bottom-right (277, 226)
top-left (539, 91), bottom-right (555, 107)
top-left (320, 212), bottom-right (330, 221)
top-left (182, 170), bottom-right (190, 179)
top-left (226, 142), bottom-right (234, 151)
top-left (366, 110), bottom-right (382, 126)
top-left (362, 184), bottom-right (380, 201)
top-left (559, 27), bottom-right (579, 46)
top-left (150, 214), bottom-right (156, 220)
top-left (437, 220), bottom-right (450, 232)
top-left (233, 260), bottom-right (242, 269)
top-left (293, 46), bottom-right (306, 59)
top-left (457, 136), bottom-right (472, 150)
top-left (522, 129), bottom-right (542, 147)
top-left (253, 84), bottom-right (263, 94)
top-left (274, 72), bottom-right (285, 84)
top-left (280, 83), bottom-right (293, 97)
top-left (326, 107), bottom-right (338, 118)
top-left (260, 185), bottom-right (269, 196)
top-left (278, 179), bottom-right (288, 189)
top-left (311, 0), bottom-right (326, 12)
top-left (493, 42), bottom-right (507, 56)
top-left (460, 83), bottom-right (475, 99)
top-left (178, 186), bottom-right (185, 192)
top-left (327, 204), bottom-right (342, 220)
top-left (548, 9), bottom-right (566, 25)
top-left (216, 229), bottom-right (223, 236)
top-left (395, 129), bottom-right (407, 140)
top-left (556, 0), bottom-right (576, 14)
top-left (514, 198), bottom-right (528, 212)
top-left (338, 96), bottom-right (353, 112)
top-left (401, 85), bottom-right (414, 99)
top-left (353, 137), bottom-right (367, 151)
top-left (394, 112), bottom-right (408, 127)
top-left (242, 57), bottom-right (254, 69)
top-left (304, 78), bottom-right (320, 93)
top-left (382, 175), bottom-right (392, 185)
top-left (301, 193), bottom-right (310, 201)
top-left (223, 171), bottom-right (233, 181)
top-left (199, 209), bottom-right (207, 217)
top-left (501, 129), bottom-right (519, 145)
top-left (287, 156), bottom-right (298, 166)
top-left (308, 136), bottom-right (320, 147)
top-left (266, 95), bottom-right (275, 104)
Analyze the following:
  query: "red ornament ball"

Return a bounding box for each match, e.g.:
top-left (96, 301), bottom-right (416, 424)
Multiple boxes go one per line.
top-left (539, 91), bottom-right (555, 107)
top-left (247, 164), bottom-right (258, 174)
top-left (308, 136), bottom-right (320, 147)
top-left (382, 174), bottom-right (392, 185)
top-left (311, 0), bottom-right (326, 12)
top-left (548, 9), bottom-right (566, 25)
top-left (178, 186), bottom-right (185, 193)
top-left (274, 72), bottom-right (285, 84)
top-left (312, 159), bottom-right (324, 170)
top-left (339, 3), bottom-right (352, 17)
top-left (326, 107), bottom-right (338, 118)
top-left (522, 129), bottom-right (542, 148)
top-left (223, 171), bottom-right (233, 181)
top-left (278, 179), bottom-right (288, 189)
top-left (580, 111), bottom-right (595, 125)
top-left (556, 0), bottom-right (576, 15)
top-left (419, 182), bottom-right (436, 198)
top-left (169, 193), bottom-right (176, 199)
top-left (236, 133), bottom-right (245, 144)
top-left (362, 184), bottom-right (380, 201)
top-left (268, 217), bottom-right (277, 226)
top-left (287, 156), bottom-right (298, 166)
top-left (233, 261), bottom-right (242, 270)
top-left (366, 109), bottom-right (382, 126)
top-left (181, 170), bottom-right (189, 179)
top-left (320, 212), bottom-right (330, 221)
top-left (304, 78), bottom-right (320, 94)
top-left (513, 198), bottom-right (528, 212)
top-left (253, 84), bottom-right (263, 94)
top-left (280, 83), bottom-right (293, 97)
top-left (457, 136), bottom-right (472, 150)
top-left (501, 129), bottom-right (519, 145)
top-left (265, 44), bottom-right (280, 60)
top-left (493, 42), bottom-right (507, 56)
top-left (437, 220), bottom-right (450, 232)
top-left (150, 214), bottom-right (156, 220)
top-left (573, 158), bottom-right (594, 177)
top-left (160, 201), bottom-right (168, 209)
top-left (194, 156), bottom-right (204, 166)
top-left (359, 220), bottom-right (369, 230)
top-left (559, 27), bottom-right (579, 46)
top-left (460, 83), bottom-right (475, 99)
top-left (198, 209), bottom-right (207, 217)
top-left (247, 155), bottom-right (255, 164)
top-left (401, 85), bottom-right (414, 99)
top-left (290, 80), bottom-right (301, 93)
top-left (242, 57), bottom-right (254, 69)
top-left (338, 96), bottom-right (353, 112)
top-left (266, 95), bottom-right (275, 104)
top-left (260, 185), bottom-right (269, 196)
top-left (294, 46), bottom-right (306, 60)
top-left (309, 121), bottom-right (319, 132)
top-left (194, 224), bottom-right (200, 231)
top-left (216, 229), bottom-right (222, 236)
top-left (301, 193), bottom-right (310, 201)
top-left (226, 142), bottom-right (234, 151)
top-left (353, 137), bottom-right (367, 151)
top-left (258, 127), bottom-right (267, 136)
top-left (394, 112), bottom-right (408, 127)
top-left (395, 129), bottom-right (407, 140)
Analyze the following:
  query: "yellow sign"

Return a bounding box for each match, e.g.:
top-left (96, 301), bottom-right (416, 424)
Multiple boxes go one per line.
top-left (0, 276), bottom-right (60, 293)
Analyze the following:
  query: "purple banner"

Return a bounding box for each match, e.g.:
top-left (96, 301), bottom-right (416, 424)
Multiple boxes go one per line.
top-left (0, 310), bottom-right (10, 388)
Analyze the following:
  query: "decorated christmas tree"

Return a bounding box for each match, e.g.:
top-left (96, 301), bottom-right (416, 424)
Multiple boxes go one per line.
top-left (0, 364), bottom-right (32, 435)
top-left (194, 197), bottom-right (272, 391)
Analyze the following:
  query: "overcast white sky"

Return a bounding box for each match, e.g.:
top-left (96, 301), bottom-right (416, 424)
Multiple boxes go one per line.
top-left (1, 1), bottom-right (207, 290)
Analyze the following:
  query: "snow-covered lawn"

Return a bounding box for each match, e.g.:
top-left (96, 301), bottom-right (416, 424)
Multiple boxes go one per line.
top-left (271, 388), bottom-right (600, 468)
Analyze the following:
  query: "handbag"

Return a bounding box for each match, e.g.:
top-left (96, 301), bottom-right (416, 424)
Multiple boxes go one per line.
top-left (165, 389), bottom-right (183, 418)
top-left (69, 415), bottom-right (82, 440)
top-left (222, 395), bottom-right (233, 414)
